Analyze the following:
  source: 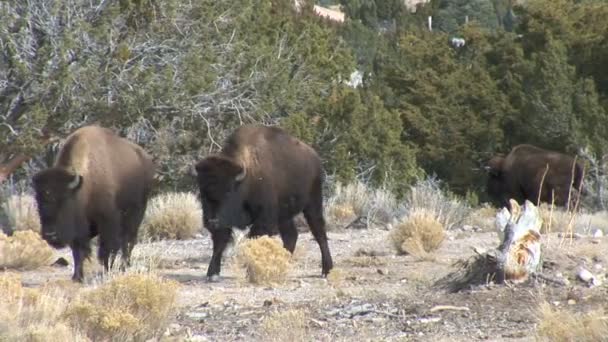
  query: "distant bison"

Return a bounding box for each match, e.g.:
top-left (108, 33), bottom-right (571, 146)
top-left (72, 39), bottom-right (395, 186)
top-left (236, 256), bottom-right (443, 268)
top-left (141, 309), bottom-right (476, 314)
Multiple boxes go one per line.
top-left (194, 125), bottom-right (333, 281)
top-left (485, 144), bottom-right (584, 209)
top-left (32, 125), bottom-right (155, 282)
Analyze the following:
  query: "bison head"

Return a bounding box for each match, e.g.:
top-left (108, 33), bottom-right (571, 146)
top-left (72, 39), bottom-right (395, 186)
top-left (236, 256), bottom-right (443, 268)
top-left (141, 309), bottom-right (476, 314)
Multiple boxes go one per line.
top-left (32, 168), bottom-right (85, 248)
top-left (194, 156), bottom-right (251, 230)
top-left (485, 156), bottom-right (507, 208)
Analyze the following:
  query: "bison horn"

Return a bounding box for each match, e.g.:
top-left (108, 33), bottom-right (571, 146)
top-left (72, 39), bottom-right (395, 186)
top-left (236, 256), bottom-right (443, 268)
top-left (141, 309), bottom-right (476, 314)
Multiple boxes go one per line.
top-left (235, 168), bottom-right (246, 182)
top-left (68, 174), bottom-right (81, 190)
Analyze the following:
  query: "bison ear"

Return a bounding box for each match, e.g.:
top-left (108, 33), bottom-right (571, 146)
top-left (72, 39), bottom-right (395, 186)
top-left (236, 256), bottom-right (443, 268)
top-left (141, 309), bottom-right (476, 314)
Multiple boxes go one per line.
top-left (67, 174), bottom-right (83, 191)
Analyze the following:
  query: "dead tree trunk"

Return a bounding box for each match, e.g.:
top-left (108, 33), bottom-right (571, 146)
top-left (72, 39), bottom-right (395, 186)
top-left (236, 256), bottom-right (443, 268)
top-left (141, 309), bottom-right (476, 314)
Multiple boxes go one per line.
top-left (0, 154), bottom-right (29, 183)
top-left (495, 199), bottom-right (543, 283)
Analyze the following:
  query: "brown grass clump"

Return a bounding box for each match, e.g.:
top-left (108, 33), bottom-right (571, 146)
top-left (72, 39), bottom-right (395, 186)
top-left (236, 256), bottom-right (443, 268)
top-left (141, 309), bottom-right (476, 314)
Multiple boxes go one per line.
top-left (0, 230), bottom-right (54, 270)
top-left (536, 301), bottom-right (608, 341)
top-left (327, 203), bottom-right (357, 226)
top-left (236, 236), bottom-right (292, 286)
top-left (390, 210), bottom-right (446, 257)
top-left (140, 192), bottom-right (203, 241)
top-left (0, 273), bottom-right (87, 342)
top-left (1, 193), bottom-right (41, 233)
top-left (65, 273), bottom-right (179, 341)
top-left (260, 308), bottom-right (309, 342)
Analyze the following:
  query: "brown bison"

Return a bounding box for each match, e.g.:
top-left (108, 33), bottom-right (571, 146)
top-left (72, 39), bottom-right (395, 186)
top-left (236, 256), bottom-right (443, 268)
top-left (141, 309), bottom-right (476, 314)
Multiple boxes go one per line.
top-left (32, 125), bottom-right (155, 282)
top-left (485, 144), bottom-right (584, 209)
top-left (194, 125), bottom-right (333, 281)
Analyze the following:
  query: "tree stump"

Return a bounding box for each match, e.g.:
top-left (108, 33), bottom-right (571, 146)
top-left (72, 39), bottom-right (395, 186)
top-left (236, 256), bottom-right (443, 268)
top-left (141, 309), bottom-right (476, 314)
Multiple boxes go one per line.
top-left (495, 199), bottom-right (543, 283)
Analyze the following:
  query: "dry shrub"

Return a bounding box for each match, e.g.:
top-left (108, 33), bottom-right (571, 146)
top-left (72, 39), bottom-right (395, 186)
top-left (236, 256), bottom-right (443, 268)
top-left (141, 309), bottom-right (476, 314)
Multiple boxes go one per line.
top-left (0, 273), bottom-right (87, 342)
top-left (404, 177), bottom-right (470, 230)
top-left (1, 193), bottom-right (41, 233)
top-left (536, 301), bottom-right (608, 341)
top-left (236, 236), bottom-right (292, 285)
top-left (466, 204), bottom-right (497, 231)
top-left (0, 230), bottom-right (54, 270)
top-left (260, 309), bottom-right (309, 342)
top-left (140, 192), bottom-right (202, 241)
top-left (538, 204), bottom-right (576, 234)
top-left (65, 273), bottom-right (179, 341)
top-left (325, 180), bottom-right (400, 229)
top-left (390, 210), bottom-right (445, 257)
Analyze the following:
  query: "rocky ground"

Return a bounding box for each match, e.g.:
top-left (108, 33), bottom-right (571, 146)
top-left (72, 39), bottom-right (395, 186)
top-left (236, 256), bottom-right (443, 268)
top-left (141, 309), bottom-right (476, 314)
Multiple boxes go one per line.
top-left (16, 222), bottom-right (608, 342)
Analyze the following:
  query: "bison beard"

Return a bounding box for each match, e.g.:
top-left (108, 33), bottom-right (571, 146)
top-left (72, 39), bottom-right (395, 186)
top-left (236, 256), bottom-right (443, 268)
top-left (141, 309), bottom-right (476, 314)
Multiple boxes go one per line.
top-left (195, 125), bottom-right (334, 281)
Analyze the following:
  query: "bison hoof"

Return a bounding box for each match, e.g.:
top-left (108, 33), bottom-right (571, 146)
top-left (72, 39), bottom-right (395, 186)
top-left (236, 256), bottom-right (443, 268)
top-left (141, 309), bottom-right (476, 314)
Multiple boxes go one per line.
top-left (206, 274), bottom-right (221, 283)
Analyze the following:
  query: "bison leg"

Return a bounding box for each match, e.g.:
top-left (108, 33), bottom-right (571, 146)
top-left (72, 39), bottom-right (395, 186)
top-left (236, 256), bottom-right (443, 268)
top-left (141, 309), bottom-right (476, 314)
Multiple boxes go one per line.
top-left (119, 205), bottom-right (146, 271)
top-left (206, 227), bottom-right (233, 281)
top-left (70, 240), bottom-right (91, 282)
top-left (279, 219), bottom-right (298, 253)
top-left (303, 205), bottom-right (333, 277)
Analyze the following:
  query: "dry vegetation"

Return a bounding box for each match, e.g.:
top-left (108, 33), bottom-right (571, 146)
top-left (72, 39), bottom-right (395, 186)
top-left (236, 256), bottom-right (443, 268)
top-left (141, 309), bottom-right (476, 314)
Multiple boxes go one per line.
top-left (235, 235), bottom-right (293, 285)
top-left (1, 193), bottom-right (41, 233)
top-left (403, 177), bottom-right (471, 231)
top-left (140, 192), bottom-right (203, 241)
top-left (390, 209), bottom-right (446, 257)
top-left (0, 230), bottom-right (54, 270)
top-left (536, 301), bottom-right (608, 342)
top-left (260, 309), bottom-right (310, 341)
top-left (0, 273), bottom-right (86, 342)
top-left (325, 181), bottom-right (400, 229)
top-left (66, 273), bottom-right (179, 341)
top-left (0, 271), bottom-right (179, 342)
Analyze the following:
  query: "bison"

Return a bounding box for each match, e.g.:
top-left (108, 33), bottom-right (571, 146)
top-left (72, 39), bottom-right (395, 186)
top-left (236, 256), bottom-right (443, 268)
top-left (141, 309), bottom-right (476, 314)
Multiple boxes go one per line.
top-left (32, 125), bottom-right (155, 282)
top-left (485, 144), bottom-right (584, 209)
top-left (194, 125), bottom-right (333, 281)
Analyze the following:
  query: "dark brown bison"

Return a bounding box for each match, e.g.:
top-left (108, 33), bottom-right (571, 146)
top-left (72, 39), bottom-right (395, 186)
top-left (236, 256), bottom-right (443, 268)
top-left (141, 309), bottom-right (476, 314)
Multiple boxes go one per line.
top-left (32, 125), bottom-right (155, 282)
top-left (194, 125), bottom-right (333, 281)
top-left (485, 144), bottom-right (584, 209)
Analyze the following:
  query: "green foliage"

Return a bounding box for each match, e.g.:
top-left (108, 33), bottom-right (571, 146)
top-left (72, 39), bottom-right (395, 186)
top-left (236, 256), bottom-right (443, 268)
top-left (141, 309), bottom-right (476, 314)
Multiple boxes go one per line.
top-left (3, 0), bottom-right (608, 205)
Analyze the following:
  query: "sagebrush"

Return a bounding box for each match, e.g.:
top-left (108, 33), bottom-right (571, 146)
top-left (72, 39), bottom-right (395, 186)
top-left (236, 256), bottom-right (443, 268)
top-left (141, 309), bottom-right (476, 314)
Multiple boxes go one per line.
top-left (390, 209), bottom-right (446, 257)
top-left (0, 230), bottom-right (54, 270)
top-left (236, 236), bottom-right (292, 286)
top-left (536, 301), bottom-right (608, 342)
top-left (0, 273), bottom-right (87, 342)
top-left (140, 192), bottom-right (202, 241)
top-left (1, 193), bottom-right (41, 233)
top-left (65, 273), bottom-right (179, 341)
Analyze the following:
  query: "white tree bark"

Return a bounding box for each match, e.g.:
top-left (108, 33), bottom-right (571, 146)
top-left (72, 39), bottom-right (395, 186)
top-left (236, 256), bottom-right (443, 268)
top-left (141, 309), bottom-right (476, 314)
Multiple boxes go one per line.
top-left (495, 199), bottom-right (543, 283)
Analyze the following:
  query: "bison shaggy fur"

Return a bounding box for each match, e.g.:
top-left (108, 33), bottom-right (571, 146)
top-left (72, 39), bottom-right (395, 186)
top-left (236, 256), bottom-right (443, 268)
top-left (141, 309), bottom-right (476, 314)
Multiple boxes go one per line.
top-left (485, 144), bottom-right (584, 209)
top-left (32, 125), bottom-right (155, 282)
top-left (194, 125), bottom-right (333, 281)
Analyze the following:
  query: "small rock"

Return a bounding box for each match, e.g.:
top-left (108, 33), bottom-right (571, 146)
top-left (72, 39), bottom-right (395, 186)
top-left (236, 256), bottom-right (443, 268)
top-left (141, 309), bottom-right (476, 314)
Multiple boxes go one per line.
top-left (578, 267), bottom-right (594, 283)
top-left (377, 268), bottom-right (388, 275)
top-left (263, 299), bottom-right (273, 307)
top-left (567, 299), bottom-right (576, 305)
top-left (592, 229), bottom-right (604, 238)
top-left (186, 312), bottom-right (208, 321)
top-left (51, 257), bottom-right (69, 267)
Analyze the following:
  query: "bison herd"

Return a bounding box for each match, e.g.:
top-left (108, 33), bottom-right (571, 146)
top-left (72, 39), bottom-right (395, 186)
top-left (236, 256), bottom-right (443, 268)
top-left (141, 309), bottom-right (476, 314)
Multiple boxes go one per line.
top-left (29, 124), bottom-right (585, 282)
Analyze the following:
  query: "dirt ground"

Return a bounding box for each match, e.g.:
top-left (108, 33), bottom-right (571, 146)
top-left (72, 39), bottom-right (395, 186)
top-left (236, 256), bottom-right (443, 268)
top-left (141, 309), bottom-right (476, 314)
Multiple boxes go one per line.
top-left (15, 223), bottom-right (608, 342)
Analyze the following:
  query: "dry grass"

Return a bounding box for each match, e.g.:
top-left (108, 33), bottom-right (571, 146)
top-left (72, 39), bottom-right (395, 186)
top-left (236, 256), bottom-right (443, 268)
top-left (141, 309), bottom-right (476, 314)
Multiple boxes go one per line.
top-left (260, 308), bottom-right (309, 342)
top-left (466, 204), bottom-right (497, 231)
top-left (140, 192), bottom-right (203, 241)
top-left (390, 209), bottom-right (446, 257)
top-left (536, 301), bottom-right (608, 342)
top-left (0, 272), bottom-right (87, 342)
top-left (404, 177), bottom-right (470, 231)
top-left (325, 181), bottom-right (399, 229)
top-left (0, 230), bottom-right (54, 270)
top-left (235, 235), bottom-right (292, 286)
top-left (1, 193), bottom-right (41, 233)
top-left (65, 273), bottom-right (179, 341)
